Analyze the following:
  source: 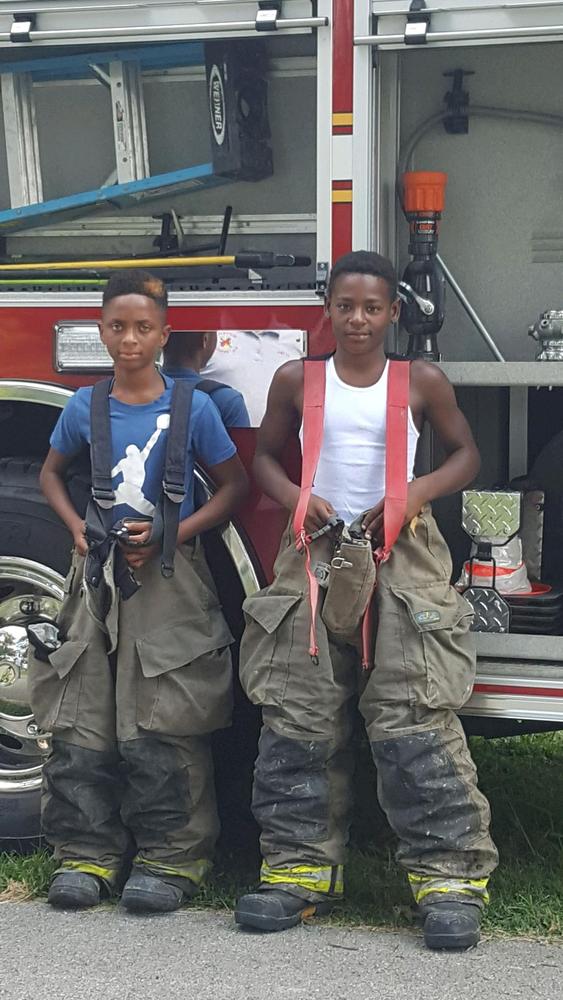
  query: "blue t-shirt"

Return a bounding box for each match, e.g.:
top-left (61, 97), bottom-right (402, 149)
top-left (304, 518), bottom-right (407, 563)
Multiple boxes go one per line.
top-left (162, 366), bottom-right (250, 429)
top-left (50, 374), bottom-right (236, 523)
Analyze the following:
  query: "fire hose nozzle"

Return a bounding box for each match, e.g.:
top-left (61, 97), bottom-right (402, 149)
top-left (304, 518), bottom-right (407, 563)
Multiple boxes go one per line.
top-left (402, 171), bottom-right (447, 215)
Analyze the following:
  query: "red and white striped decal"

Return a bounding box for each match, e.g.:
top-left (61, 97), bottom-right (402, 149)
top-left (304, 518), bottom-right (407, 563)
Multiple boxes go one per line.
top-left (331, 0), bottom-right (354, 261)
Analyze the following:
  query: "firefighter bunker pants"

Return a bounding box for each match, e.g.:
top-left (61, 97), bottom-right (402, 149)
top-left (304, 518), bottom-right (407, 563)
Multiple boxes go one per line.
top-left (28, 538), bottom-right (233, 892)
top-left (240, 508), bottom-right (498, 908)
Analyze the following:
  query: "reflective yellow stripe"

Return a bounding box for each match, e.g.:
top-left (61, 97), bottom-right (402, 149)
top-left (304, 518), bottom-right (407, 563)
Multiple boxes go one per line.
top-left (332, 190), bottom-right (353, 203)
top-left (59, 861), bottom-right (116, 882)
top-left (332, 113), bottom-right (353, 127)
top-left (260, 863), bottom-right (344, 896)
top-left (408, 874), bottom-right (490, 905)
top-left (135, 857), bottom-right (212, 886)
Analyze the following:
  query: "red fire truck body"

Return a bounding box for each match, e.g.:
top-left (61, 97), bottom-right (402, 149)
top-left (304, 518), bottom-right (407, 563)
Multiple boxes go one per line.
top-left (1, 1), bottom-right (562, 842)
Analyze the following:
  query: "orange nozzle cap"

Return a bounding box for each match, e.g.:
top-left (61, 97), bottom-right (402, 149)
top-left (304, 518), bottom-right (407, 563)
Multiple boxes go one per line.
top-left (402, 171), bottom-right (447, 214)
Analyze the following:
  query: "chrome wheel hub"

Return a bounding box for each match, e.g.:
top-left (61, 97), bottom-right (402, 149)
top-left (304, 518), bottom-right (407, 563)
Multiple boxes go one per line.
top-left (0, 557), bottom-right (64, 794)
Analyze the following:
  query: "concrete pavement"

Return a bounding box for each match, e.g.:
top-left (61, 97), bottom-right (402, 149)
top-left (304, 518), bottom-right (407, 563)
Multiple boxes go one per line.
top-left (1, 904), bottom-right (561, 1000)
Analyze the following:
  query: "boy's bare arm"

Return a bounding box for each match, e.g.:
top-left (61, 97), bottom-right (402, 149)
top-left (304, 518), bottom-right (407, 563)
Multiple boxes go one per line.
top-left (411, 361), bottom-right (480, 503)
top-left (40, 448), bottom-right (88, 555)
top-left (363, 363), bottom-right (480, 541)
top-left (175, 454), bottom-right (248, 545)
top-left (126, 456), bottom-right (248, 568)
top-left (253, 362), bottom-right (335, 532)
top-left (253, 361), bottom-right (302, 512)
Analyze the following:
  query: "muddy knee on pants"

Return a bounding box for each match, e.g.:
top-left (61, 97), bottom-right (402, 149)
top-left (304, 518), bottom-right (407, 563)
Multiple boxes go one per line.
top-left (252, 728), bottom-right (331, 846)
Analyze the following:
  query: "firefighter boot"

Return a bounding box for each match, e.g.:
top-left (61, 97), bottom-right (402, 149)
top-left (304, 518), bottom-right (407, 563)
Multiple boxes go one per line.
top-left (235, 888), bottom-right (333, 932)
top-left (420, 900), bottom-right (482, 950)
top-left (121, 873), bottom-right (197, 913)
top-left (47, 871), bottom-right (103, 909)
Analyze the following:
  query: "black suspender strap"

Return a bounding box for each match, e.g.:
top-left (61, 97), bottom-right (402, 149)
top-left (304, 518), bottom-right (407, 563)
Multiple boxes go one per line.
top-left (89, 378), bottom-right (115, 508)
top-left (161, 377), bottom-right (231, 576)
top-left (87, 377), bottom-right (139, 599)
top-left (161, 378), bottom-right (195, 577)
top-left (89, 375), bottom-right (224, 581)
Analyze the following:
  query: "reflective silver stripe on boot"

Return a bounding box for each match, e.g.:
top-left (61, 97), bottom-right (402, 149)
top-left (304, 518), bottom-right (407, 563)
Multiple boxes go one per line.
top-left (408, 873), bottom-right (490, 906)
top-left (134, 856), bottom-right (212, 886)
top-left (260, 862), bottom-right (344, 897)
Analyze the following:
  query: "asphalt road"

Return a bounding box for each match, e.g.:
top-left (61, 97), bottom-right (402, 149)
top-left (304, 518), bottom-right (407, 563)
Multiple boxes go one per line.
top-left (1, 904), bottom-right (561, 1000)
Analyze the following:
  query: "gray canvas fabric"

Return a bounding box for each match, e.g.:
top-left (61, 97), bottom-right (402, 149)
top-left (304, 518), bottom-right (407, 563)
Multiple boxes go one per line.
top-left (28, 539), bottom-right (233, 886)
top-left (239, 508), bottom-right (498, 905)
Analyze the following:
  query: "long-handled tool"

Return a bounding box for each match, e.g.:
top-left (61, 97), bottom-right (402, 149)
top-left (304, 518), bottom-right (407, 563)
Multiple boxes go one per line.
top-left (0, 252), bottom-right (310, 277)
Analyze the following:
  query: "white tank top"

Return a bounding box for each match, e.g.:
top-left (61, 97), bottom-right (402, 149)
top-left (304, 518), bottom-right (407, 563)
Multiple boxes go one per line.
top-left (304, 357), bottom-right (420, 524)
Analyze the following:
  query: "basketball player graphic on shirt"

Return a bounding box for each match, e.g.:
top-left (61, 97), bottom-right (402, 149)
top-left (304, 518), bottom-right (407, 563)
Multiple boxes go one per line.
top-left (111, 414), bottom-right (170, 515)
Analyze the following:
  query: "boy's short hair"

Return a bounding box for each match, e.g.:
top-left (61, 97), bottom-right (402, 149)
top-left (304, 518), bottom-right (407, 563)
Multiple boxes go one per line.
top-left (163, 331), bottom-right (205, 359)
top-left (102, 269), bottom-right (168, 311)
top-left (327, 251), bottom-right (397, 301)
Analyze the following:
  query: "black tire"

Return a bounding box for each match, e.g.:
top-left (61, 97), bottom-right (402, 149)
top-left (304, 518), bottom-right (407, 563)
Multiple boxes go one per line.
top-left (0, 457), bottom-right (73, 576)
top-left (0, 793), bottom-right (45, 852)
top-left (0, 458), bottom-right (72, 849)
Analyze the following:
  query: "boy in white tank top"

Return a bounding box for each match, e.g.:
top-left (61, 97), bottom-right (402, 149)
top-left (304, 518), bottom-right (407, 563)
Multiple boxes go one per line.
top-left (236, 252), bottom-right (497, 949)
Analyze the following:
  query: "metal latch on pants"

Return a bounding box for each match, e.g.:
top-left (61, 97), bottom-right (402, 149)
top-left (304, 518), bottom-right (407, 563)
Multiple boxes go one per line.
top-left (313, 553), bottom-right (355, 588)
top-left (331, 555), bottom-right (354, 570)
top-left (313, 561), bottom-right (331, 588)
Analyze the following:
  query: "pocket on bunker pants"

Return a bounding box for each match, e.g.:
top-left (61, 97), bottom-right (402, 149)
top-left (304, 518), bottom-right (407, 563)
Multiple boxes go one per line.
top-left (135, 620), bottom-right (233, 736)
top-left (28, 639), bottom-right (89, 733)
top-left (390, 583), bottom-right (476, 710)
top-left (239, 593), bottom-right (303, 706)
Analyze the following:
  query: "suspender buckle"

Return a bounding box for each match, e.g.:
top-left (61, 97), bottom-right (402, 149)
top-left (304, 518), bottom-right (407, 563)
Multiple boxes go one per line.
top-left (295, 528), bottom-right (307, 553)
top-left (91, 487), bottom-right (115, 509)
top-left (162, 480), bottom-right (185, 503)
top-left (306, 515), bottom-right (343, 544)
top-left (313, 561), bottom-right (331, 587)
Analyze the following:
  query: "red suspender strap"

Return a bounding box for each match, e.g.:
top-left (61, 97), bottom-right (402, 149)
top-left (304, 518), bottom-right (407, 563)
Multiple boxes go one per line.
top-left (378, 359), bottom-right (410, 561)
top-left (363, 359), bottom-right (410, 668)
top-left (293, 360), bottom-right (327, 547)
top-left (293, 359), bottom-right (327, 661)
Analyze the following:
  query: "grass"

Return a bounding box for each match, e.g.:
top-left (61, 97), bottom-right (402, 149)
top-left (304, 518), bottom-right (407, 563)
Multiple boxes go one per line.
top-left (0, 850), bottom-right (57, 901)
top-left (1, 732), bottom-right (562, 939)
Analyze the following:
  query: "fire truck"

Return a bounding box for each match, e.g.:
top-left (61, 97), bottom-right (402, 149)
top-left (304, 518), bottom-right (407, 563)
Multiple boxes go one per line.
top-left (1, 0), bottom-right (562, 845)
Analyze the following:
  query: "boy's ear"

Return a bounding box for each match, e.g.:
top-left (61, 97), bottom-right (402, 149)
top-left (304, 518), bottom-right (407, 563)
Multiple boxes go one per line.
top-left (161, 323), bottom-right (172, 347)
top-left (324, 295), bottom-right (331, 316)
top-left (390, 297), bottom-right (401, 323)
top-left (97, 321), bottom-right (104, 341)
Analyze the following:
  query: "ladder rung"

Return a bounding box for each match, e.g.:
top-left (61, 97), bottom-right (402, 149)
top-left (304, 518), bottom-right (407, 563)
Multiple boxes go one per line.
top-left (109, 59), bottom-right (150, 184)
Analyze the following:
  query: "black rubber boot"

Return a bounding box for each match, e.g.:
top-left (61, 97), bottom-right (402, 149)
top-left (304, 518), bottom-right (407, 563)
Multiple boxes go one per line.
top-left (235, 888), bottom-right (333, 932)
top-left (47, 871), bottom-right (102, 909)
top-left (121, 873), bottom-right (194, 913)
top-left (421, 900), bottom-right (482, 950)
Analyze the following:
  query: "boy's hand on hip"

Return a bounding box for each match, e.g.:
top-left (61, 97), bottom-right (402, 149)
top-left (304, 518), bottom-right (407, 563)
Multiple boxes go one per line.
top-left (303, 495), bottom-right (337, 535)
top-left (119, 541), bottom-right (160, 570)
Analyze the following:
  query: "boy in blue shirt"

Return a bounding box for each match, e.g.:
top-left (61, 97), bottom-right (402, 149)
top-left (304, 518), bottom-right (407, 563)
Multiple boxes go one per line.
top-left (163, 330), bottom-right (250, 428)
top-left (30, 270), bottom-right (247, 912)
